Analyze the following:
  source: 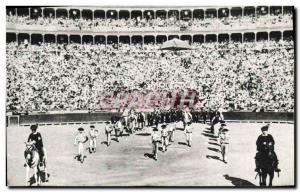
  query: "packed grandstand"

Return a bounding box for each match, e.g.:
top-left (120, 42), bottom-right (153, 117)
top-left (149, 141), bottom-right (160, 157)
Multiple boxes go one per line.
top-left (6, 6), bottom-right (294, 113)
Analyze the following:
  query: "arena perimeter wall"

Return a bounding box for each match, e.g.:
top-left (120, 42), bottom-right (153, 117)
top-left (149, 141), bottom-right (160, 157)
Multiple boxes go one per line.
top-left (7, 112), bottom-right (294, 126)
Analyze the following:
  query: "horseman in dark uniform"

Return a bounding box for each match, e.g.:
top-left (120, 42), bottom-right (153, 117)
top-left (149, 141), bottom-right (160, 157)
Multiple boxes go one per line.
top-left (26, 124), bottom-right (45, 166)
top-left (255, 124), bottom-right (281, 173)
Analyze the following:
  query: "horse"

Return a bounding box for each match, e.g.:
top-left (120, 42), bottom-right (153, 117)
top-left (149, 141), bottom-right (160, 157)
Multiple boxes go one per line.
top-left (256, 145), bottom-right (279, 186)
top-left (24, 143), bottom-right (48, 186)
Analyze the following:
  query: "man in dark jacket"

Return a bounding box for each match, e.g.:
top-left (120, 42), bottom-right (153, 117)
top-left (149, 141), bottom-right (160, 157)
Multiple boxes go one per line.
top-left (255, 124), bottom-right (281, 173)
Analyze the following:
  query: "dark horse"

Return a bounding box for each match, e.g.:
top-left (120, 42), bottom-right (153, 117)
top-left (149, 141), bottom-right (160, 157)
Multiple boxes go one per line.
top-left (256, 145), bottom-right (279, 186)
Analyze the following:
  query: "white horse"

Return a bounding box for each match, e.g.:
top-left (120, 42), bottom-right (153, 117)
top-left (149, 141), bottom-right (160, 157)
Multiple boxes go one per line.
top-left (24, 143), bottom-right (48, 186)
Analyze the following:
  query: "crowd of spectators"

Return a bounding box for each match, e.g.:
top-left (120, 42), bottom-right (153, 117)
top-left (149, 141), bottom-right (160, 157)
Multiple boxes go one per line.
top-left (6, 13), bottom-right (293, 31)
top-left (6, 39), bottom-right (294, 113)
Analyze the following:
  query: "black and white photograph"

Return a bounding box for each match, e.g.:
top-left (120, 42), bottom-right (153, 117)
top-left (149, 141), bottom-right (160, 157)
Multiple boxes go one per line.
top-left (4, 3), bottom-right (295, 188)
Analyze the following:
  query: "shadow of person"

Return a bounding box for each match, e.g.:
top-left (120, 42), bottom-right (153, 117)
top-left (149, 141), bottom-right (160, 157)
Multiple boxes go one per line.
top-left (208, 142), bottom-right (220, 147)
top-left (144, 153), bottom-right (155, 160)
top-left (201, 133), bottom-right (215, 138)
top-left (135, 133), bottom-right (151, 136)
top-left (178, 142), bottom-right (188, 146)
top-left (176, 128), bottom-right (185, 131)
top-left (223, 174), bottom-right (256, 186)
top-left (209, 138), bottom-right (218, 141)
top-left (208, 147), bottom-right (220, 153)
top-left (206, 155), bottom-right (222, 162)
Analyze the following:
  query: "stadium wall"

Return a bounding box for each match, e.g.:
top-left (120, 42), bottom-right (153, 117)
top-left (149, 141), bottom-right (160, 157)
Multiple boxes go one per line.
top-left (6, 112), bottom-right (294, 126)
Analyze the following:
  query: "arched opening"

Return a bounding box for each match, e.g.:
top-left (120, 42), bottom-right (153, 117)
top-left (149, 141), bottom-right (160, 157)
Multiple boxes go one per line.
top-left (82, 9), bottom-right (93, 20)
top-left (205, 34), bottom-right (217, 43)
top-left (231, 33), bottom-right (242, 42)
top-left (270, 6), bottom-right (282, 15)
top-left (180, 10), bottom-right (191, 20)
top-left (6, 7), bottom-right (16, 16)
top-left (180, 35), bottom-right (192, 44)
top-left (256, 32), bottom-right (268, 41)
top-left (30, 7), bottom-right (42, 19)
top-left (69, 35), bottom-right (81, 44)
top-left (168, 10), bottom-right (179, 20)
top-left (218, 33), bottom-right (229, 43)
top-left (6, 33), bottom-right (16, 43)
top-left (119, 10), bottom-right (130, 20)
top-left (144, 35), bottom-right (155, 44)
top-left (270, 31), bottom-right (282, 41)
top-left (69, 9), bottom-right (80, 20)
top-left (17, 7), bottom-right (29, 17)
top-left (205, 9), bottom-right (217, 19)
top-left (18, 33), bottom-right (30, 44)
top-left (168, 35), bottom-right (179, 40)
top-left (107, 36), bottom-right (118, 45)
top-left (132, 35), bottom-right (143, 44)
top-left (44, 34), bottom-right (56, 44)
top-left (143, 10), bottom-right (154, 20)
top-left (244, 6), bottom-right (255, 17)
top-left (218, 8), bottom-right (229, 18)
top-left (43, 8), bottom-right (55, 18)
top-left (156, 10), bottom-right (167, 19)
top-left (106, 10), bottom-right (117, 20)
top-left (57, 34), bottom-right (68, 44)
top-left (95, 35), bottom-right (106, 44)
top-left (230, 7), bottom-right (242, 17)
top-left (156, 35), bottom-right (167, 44)
top-left (31, 33), bottom-right (43, 45)
top-left (56, 9), bottom-right (68, 18)
top-left (283, 6), bottom-right (293, 15)
top-left (82, 35), bottom-right (93, 44)
top-left (131, 10), bottom-right (142, 20)
top-left (257, 6), bottom-right (269, 16)
top-left (119, 36), bottom-right (130, 44)
top-left (283, 30), bottom-right (294, 41)
top-left (244, 32), bottom-right (255, 42)
top-left (193, 35), bottom-right (204, 43)
top-left (94, 10), bottom-right (105, 19)
top-left (193, 9), bottom-right (204, 20)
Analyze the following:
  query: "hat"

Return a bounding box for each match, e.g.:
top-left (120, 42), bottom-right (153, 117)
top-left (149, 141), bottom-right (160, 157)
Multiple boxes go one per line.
top-left (90, 125), bottom-right (95, 128)
top-left (221, 123), bottom-right (227, 127)
top-left (78, 127), bottom-right (84, 131)
top-left (261, 125), bottom-right (269, 131)
top-left (30, 124), bottom-right (38, 131)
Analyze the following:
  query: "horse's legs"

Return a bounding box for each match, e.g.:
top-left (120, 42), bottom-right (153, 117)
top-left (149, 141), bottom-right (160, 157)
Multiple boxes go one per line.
top-left (269, 172), bottom-right (274, 187)
top-left (33, 167), bottom-right (38, 186)
top-left (44, 153), bottom-right (48, 182)
top-left (261, 172), bottom-right (267, 186)
top-left (25, 165), bottom-right (30, 186)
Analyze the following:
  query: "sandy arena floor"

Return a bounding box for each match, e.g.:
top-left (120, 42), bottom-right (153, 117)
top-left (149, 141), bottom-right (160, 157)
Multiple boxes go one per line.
top-left (7, 122), bottom-right (294, 187)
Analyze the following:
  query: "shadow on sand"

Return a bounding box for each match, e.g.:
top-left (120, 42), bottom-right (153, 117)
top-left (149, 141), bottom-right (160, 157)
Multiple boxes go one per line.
top-left (135, 133), bottom-right (151, 136)
top-left (223, 174), bottom-right (256, 186)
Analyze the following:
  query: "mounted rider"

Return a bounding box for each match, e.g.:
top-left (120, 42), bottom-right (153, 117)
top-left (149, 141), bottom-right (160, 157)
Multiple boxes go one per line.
top-left (26, 124), bottom-right (45, 166)
top-left (255, 124), bottom-right (281, 173)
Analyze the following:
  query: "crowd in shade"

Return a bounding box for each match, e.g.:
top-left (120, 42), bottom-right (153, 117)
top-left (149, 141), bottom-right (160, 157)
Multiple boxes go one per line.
top-left (6, 13), bottom-right (293, 31)
top-left (6, 39), bottom-right (294, 113)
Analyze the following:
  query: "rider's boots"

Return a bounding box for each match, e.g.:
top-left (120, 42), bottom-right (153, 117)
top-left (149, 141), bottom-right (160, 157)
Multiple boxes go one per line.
top-left (274, 161), bottom-right (281, 172)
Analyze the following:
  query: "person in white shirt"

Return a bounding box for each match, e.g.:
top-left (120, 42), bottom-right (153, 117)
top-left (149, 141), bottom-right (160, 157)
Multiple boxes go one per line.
top-left (89, 125), bottom-right (98, 153)
top-left (74, 127), bottom-right (88, 163)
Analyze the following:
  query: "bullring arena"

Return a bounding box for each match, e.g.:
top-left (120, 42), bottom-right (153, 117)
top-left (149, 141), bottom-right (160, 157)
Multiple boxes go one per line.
top-left (6, 5), bottom-right (295, 187)
top-left (7, 114), bottom-right (294, 186)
